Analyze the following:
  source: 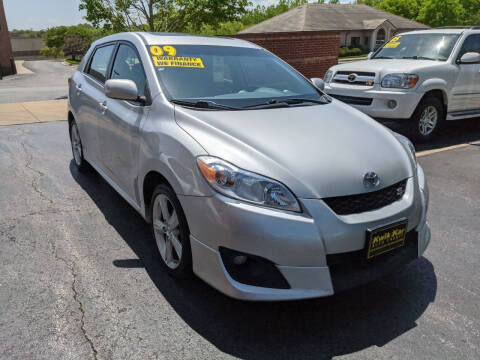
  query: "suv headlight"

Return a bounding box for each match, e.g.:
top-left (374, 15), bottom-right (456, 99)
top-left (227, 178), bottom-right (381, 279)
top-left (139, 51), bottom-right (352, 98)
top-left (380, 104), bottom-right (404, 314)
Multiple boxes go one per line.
top-left (324, 70), bottom-right (334, 83)
top-left (394, 133), bottom-right (417, 167)
top-left (197, 156), bottom-right (301, 212)
top-left (381, 73), bottom-right (419, 89)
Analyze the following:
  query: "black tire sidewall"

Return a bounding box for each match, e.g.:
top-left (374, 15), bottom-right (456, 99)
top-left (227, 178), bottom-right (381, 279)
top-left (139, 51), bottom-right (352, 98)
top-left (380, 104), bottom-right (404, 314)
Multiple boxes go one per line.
top-left (70, 121), bottom-right (88, 172)
top-left (410, 96), bottom-right (445, 141)
top-left (150, 184), bottom-right (192, 278)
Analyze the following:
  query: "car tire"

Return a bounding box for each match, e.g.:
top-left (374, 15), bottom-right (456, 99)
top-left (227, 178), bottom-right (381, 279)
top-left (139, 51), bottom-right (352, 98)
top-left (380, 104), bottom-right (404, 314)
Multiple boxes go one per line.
top-left (408, 95), bottom-right (445, 142)
top-left (69, 120), bottom-right (90, 172)
top-left (150, 184), bottom-right (192, 279)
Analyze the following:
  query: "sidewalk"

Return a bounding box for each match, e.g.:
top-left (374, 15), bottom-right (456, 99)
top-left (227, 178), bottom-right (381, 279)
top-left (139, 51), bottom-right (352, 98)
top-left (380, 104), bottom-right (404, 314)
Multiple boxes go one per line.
top-left (0, 99), bottom-right (67, 126)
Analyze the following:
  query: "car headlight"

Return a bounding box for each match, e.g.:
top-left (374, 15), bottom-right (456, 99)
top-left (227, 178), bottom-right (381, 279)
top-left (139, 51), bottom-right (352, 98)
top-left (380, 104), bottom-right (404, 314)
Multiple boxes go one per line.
top-left (324, 70), bottom-right (334, 83)
top-left (197, 156), bottom-right (301, 212)
top-left (394, 133), bottom-right (417, 167)
top-left (381, 73), bottom-right (419, 89)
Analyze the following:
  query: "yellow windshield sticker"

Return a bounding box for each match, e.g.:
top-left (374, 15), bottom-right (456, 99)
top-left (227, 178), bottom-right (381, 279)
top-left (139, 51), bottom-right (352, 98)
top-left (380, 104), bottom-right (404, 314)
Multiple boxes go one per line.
top-left (150, 45), bottom-right (204, 69)
top-left (384, 36), bottom-right (402, 49)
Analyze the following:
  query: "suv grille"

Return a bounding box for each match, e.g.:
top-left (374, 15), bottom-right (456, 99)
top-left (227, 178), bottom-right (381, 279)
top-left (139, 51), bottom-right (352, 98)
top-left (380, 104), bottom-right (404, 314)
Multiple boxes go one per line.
top-left (330, 94), bottom-right (373, 106)
top-left (323, 179), bottom-right (407, 215)
top-left (333, 71), bottom-right (375, 86)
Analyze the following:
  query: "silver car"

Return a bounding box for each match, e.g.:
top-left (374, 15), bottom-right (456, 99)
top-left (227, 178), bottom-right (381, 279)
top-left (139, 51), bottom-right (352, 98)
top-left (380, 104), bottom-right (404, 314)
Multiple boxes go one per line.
top-left (68, 32), bottom-right (430, 301)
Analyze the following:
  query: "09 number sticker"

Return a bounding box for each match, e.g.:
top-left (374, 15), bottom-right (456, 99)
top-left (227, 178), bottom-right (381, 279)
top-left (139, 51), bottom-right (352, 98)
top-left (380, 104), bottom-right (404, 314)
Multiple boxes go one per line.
top-left (149, 45), bottom-right (204, 69)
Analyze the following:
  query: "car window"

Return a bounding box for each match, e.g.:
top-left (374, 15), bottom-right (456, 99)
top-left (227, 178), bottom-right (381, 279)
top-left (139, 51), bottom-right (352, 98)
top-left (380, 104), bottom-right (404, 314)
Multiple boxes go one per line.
top-left (149, 45), bottom-right (323, 108)
top-left (111, 44), bottom-right (147, 97)
top-left (373, 33), bottom-right (460, 61)
top-left (458, 34), bottom-right (480, 58)
top-left (88, 44), bottom-right (115, 83)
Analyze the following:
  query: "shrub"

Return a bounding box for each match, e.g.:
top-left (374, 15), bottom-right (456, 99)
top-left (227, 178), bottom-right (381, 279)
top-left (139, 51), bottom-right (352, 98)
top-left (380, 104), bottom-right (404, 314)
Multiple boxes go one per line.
top-left (40, 46), bottom-right (64, 59)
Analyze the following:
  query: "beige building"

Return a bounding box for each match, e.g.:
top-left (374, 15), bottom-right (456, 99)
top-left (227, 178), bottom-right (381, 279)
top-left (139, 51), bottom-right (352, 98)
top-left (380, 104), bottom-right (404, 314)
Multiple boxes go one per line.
top-left (240, 4), bottom-right (428, 52)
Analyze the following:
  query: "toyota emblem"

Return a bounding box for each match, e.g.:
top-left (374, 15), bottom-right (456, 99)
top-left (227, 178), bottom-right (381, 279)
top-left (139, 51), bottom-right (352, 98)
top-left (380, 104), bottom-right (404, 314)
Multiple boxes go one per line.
top-left (363, 172), bottom-right (380, 188)
top-left (348, 73), bottom-right (357, 82)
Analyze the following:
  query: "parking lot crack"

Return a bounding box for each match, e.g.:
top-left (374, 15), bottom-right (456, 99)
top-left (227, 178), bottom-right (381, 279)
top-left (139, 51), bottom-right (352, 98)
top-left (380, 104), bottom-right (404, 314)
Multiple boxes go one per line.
top-left (47, 236), bottom-right (99, 360)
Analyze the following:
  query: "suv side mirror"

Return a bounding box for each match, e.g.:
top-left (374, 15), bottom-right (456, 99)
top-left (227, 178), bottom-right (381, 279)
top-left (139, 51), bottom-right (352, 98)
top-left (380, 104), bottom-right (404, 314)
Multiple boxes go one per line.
top-left (310, 77), bottom-right (325, 91)
top-left (105, 79), bottom-right (140, 101)
top-left (458, 52), bottom-right (480, 64)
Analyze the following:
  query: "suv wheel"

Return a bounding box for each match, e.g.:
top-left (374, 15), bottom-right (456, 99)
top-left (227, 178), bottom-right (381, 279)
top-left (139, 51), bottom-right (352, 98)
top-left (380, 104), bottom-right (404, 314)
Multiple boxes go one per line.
top-left (150, 184), bottom-right (192, 278)
top-left (409, 96), bottom-right (445, 141)
top-left (70, 120), bottom-right (89, 172)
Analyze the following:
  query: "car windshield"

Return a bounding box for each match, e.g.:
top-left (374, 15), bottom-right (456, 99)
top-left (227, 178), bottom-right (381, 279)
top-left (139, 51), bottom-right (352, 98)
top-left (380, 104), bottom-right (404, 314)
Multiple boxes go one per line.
top-left (148, 44), bottom-right (327, 109)
top-left (373, 33), bottom-right (460, 61)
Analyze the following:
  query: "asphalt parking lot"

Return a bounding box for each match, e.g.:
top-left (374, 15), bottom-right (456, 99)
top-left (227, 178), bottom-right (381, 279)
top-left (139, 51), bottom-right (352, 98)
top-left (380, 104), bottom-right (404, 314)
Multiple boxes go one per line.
top-left (0, 119), bottom-right (479, 360)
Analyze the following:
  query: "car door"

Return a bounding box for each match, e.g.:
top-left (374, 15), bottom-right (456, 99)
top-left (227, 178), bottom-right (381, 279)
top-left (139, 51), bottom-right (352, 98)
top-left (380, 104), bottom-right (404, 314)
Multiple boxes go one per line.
top-left (78, 43), bottom-right (116, 166)
top-left (450, 34), bottom-right (480, 113)
top-left (99, 42), bottom-right (151, 202)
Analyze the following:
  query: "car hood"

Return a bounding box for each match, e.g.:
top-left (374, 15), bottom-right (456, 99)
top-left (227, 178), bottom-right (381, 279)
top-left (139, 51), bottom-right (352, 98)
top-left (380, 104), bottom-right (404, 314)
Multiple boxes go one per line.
top-left (174, 100), bottom-right (413, 199)
top-left (331, 59), bottom-right (443, 78)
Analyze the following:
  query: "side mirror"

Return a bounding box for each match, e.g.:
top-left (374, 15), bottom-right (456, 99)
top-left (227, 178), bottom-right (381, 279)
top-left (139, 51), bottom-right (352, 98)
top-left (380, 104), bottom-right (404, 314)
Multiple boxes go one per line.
top-left (367, 52), bottom-right (374, 59)
top-left (458, 52), bottom-right (480, 64)
top-left (105, 79), bottom-right (140, 101)
top-left (310, 77), bottom-right (325, 91)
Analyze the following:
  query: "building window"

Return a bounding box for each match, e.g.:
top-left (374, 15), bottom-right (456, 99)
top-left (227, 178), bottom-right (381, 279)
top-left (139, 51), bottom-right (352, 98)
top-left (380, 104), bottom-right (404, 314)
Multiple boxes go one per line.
top-left (351, 37), bottom-right (360, 47)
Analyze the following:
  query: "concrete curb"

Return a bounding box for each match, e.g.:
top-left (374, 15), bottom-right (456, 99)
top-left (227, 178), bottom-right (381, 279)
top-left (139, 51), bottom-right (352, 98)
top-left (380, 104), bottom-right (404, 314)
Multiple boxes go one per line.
top-left (0, 99), bottom-right (67, 126)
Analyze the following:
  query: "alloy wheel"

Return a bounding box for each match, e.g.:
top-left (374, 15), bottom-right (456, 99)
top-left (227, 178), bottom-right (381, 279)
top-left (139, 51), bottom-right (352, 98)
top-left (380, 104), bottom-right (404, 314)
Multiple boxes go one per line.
top-left (418, 105), bottom-right (438, 136)
top-left (71, 124), bottom-right (82, 166)
top-left (152, 194), bottom-right (182, 269)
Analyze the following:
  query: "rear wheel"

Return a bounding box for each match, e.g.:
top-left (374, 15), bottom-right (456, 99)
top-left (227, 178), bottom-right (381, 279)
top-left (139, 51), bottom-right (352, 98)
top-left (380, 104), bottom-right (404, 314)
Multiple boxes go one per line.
top-left (70, 120), bottom-right (89, 172)
top-left (150, 184), bottom-right (192, 278)
top-left (408, 95), bottom-right (445, 142)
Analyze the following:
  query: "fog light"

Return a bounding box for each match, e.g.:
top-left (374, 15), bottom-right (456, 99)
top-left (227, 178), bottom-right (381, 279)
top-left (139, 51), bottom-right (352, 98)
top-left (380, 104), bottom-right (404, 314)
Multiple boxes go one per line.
top-left (387, 100), bottom-right (397, 109)
top-left (233, 255), bottom-right (248, 265)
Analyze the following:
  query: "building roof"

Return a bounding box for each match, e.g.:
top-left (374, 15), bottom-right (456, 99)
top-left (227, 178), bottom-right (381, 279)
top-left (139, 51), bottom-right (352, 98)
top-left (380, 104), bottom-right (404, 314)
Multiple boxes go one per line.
top-left (238, 4), bottom-right (428, 34)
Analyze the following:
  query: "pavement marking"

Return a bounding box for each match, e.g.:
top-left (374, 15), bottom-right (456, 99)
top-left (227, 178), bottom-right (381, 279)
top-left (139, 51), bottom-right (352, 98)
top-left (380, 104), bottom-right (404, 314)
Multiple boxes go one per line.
top-left (0, 100), bottom-right (67, 126)
top-left (15, 60), bottom-right (34, 75)
top-left (417, 141), bottom-right (480, 157)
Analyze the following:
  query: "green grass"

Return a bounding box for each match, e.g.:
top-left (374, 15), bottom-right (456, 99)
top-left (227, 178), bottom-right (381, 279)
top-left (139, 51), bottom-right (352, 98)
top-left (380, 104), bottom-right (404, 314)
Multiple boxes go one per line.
top-left (65, 59), bottom-right (81, 66)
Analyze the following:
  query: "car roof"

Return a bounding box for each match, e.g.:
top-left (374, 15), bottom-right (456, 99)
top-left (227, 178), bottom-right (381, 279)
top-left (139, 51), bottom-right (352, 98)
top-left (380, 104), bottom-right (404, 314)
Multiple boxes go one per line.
top-left (399, 28), bottom-right (468, 36)
top-left (94, 31), bottom-right (260, 49)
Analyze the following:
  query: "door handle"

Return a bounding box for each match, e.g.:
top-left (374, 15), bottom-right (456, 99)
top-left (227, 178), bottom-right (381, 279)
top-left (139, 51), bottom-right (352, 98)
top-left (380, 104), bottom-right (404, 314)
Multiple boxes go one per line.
top-left (75, 84), bottom-right (82, 95)
top-left (99, 101), bottom-right (108, 114)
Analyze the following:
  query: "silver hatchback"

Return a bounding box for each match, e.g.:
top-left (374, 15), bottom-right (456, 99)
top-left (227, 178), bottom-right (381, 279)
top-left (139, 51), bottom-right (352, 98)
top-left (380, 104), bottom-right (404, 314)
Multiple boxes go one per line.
top-left (68, 32), bottom-right (430, 301)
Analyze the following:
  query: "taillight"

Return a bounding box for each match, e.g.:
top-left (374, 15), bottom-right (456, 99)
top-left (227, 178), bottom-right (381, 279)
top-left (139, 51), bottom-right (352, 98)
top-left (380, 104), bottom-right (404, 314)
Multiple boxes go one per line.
top-left (68, 77), bottom-right (71, 86)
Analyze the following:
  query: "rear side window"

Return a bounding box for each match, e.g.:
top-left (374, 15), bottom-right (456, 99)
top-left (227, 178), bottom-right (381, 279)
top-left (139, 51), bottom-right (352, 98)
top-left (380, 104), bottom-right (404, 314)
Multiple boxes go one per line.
top-left (458, 34), bottom-right (480, 58)
top-left (111, 44), bottom-right (147, 97)
top-left (87, 44), bottom-right (115, 83)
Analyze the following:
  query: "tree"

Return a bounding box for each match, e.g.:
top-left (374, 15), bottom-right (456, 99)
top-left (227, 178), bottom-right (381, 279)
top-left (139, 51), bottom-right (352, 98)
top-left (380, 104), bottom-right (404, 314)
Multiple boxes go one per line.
top-left (63, 34), bottom-right (90, 61)
top-left (417, 0), bottom-right (466, 27)
top-left (79, 0), bottom-right (250, 33)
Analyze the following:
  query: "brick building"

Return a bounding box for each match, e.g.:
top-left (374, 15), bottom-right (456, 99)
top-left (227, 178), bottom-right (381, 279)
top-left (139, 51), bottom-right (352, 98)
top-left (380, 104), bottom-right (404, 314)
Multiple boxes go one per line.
top-left (236, 3), bottom-right (427, 78)
top-left (235, 31), bottom-right (339, 79)
top-left (0, 0), bottom-right (16, 77)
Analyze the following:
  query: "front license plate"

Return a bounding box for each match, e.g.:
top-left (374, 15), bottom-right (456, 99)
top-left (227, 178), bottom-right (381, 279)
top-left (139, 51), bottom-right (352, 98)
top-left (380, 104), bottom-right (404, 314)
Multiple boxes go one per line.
top-left (366, 220), bottom-right (408, 259)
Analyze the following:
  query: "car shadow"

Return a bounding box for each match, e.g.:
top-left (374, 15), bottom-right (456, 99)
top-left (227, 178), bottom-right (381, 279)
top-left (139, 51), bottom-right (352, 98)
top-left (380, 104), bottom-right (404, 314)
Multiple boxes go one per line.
top-left (70, 161), bottom-right (437, 360)
top-left (383, 117), bottom-right (480, 151)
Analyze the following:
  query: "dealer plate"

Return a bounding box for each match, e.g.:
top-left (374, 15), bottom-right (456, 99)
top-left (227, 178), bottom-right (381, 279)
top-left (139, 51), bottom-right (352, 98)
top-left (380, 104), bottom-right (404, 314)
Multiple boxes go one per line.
top-left (366, 219), bottom-right (408, 259)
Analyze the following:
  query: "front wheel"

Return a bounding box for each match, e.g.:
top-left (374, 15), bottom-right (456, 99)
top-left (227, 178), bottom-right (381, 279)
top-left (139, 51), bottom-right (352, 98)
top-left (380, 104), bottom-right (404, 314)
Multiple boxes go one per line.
top-left (150, 184), bottom-right (192, 279)
top-left (408, 96), bottom-right (445, 142)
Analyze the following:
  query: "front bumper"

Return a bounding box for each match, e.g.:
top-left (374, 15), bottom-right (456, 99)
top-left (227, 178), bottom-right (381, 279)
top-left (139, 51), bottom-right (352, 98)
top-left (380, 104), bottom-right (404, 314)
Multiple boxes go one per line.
top-left (179, 167), bottom-right (430, 301)
top-left (325, 84), bottom-right (422, 119)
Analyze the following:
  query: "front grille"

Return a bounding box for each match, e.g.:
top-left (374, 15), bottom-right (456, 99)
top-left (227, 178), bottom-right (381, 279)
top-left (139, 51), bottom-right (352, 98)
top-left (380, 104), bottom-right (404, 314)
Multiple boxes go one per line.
top-left (327, 231), bottom-right (418, 292)
top-left (333, 71), bottom-right (376, 86)
top-left (323, 179), bottom-right (408, 215)
top-left (330, 94), bottom-right (373, 106)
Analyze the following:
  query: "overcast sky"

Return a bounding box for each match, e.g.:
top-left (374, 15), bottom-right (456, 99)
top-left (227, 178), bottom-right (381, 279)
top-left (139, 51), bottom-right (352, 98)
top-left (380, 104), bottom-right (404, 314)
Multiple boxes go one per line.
top-left (3, 0), bottom-right (352, 30)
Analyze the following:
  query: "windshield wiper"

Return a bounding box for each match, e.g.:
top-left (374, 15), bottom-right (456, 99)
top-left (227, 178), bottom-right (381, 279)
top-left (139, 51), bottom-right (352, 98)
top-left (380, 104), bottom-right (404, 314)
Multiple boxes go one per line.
top-left (284, 97), bottom-right (331, 105)
top-left (243, 97), bottom-right (328, 109)
top-left (402, 56), bottom-right (437, 61)
top-left (170, 99), bottom-right (240, 110)
top-left (373, 56), bottom-right (393, 59)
